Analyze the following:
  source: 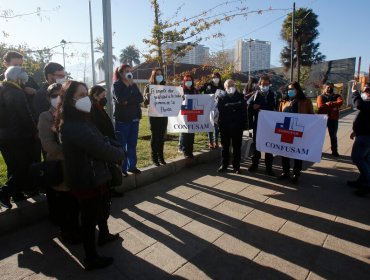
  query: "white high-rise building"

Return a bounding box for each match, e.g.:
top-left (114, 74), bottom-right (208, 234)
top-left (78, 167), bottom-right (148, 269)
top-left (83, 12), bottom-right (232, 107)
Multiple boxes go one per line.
top-left (234, 39), bottom-right (271, 73)
top-left (162, 43), bottom-right (209, 65)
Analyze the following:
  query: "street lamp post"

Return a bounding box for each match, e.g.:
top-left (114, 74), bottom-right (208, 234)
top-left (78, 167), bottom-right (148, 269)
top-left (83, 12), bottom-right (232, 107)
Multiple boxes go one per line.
top-left (60, 39), bottom-right (67, 69)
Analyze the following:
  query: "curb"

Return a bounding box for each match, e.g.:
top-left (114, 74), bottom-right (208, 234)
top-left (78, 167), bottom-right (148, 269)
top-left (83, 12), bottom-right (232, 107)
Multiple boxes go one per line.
top-left (0, 136), bottom-right (253, 235)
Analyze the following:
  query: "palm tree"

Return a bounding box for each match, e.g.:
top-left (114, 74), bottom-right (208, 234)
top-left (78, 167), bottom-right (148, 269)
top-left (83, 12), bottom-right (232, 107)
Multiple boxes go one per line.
top-left (94, 38), bottom-right (117, 71)
top-left (119, 45), bottom-right (141, 67)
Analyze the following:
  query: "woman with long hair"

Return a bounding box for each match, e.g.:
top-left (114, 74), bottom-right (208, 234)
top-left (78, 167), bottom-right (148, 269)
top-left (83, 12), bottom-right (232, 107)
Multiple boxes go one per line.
top-left (277, 81), bottom-right (314, 184)
top-left (57, 80), bottom-right (125, 270)
top-left (112, 64), bottom-right (143, 176)
top-left (143, 68), bottom-right (168, 166)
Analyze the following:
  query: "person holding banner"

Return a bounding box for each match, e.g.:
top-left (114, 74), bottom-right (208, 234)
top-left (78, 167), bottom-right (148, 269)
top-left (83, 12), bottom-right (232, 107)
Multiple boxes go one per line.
top-left (317, 82), bottom-right (343, 157)
top-left (143, 68), bottom-right (168, 166)
top-left (199, 72), bottom-right (224, 149)
top-left (179, 74), bottom-right (198, 158)
top-left (113, 64), bottom-right (144, 176)
top-left (247, 75), bottom-right (276, 176)
top-left (277, 82), bottom-right (314, 184)
top-left (217, 79), bottom-right (246, 174)
top-left (348, 82), bottom-right (370, 197)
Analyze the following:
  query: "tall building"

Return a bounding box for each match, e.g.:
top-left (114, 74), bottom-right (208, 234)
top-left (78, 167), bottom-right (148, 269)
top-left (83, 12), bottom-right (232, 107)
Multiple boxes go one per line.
top-left (234, 39), bottom-right (271, 73)
top-left (162, 43), bottom-right (209, 65)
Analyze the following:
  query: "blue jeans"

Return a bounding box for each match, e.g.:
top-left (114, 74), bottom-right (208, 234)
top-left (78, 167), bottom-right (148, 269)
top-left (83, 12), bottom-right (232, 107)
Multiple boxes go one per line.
top-left (351, 135), bottom-right (370, 187)
top-left (115, 120), bottom-right (139, 172)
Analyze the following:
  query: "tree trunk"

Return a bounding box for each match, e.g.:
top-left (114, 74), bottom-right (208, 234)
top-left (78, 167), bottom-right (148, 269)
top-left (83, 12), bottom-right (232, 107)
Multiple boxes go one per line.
top-left (153, 0), bottom-right (163, 68)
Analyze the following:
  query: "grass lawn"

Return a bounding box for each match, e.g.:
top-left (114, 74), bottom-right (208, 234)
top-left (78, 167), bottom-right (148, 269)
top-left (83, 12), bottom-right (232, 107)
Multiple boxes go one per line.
top-left (0, 115), bottom-right (210, 186)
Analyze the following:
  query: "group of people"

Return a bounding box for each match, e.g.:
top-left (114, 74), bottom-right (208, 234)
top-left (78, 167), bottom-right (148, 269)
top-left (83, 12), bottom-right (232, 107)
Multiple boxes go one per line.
top-left (0, 48), bottom-right (369, 271)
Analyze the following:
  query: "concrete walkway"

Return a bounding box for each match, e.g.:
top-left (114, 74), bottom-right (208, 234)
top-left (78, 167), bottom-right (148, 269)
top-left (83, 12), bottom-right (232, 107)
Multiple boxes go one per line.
top-left (0, 111), bottom-right (369, 280)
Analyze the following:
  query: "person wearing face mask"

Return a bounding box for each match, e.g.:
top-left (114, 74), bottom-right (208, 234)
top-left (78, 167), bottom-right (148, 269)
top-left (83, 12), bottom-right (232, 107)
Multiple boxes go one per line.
top-left (277, 82), bottom-right (314, 184)
top-left (58, 80), bottom-right (126, 270)
top-left (199, 72), bottom-right (224, 149)
top-left (217, 79), bottom-right (246, 174)
top-left (0, 66), bottom-right (37, 209)
top-left (33, 62), bottom-right (65, 123)
top-left (113, 64), bottom-right (144, 176)
top-left (179, 74), bottom-right (198, 158)
top-left (247, 75), bottom-right (276, 176)
top-left (37, 83), bottom-right (81, 243)
top-left (317, 82), bottom-right (343, 157)
top-left (143, 68), bottom-right (168, 166)
top-left (347, 81), bottom-right (370, 197)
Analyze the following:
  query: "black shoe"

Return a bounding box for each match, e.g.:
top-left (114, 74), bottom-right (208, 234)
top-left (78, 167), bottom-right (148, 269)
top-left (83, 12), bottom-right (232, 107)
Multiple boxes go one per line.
top-left (84, 255), bottom-right (114, 271)
top-left (217, 166), bottom-right (227, 173)
top-left (122, 171), bottom-right (128, 177)
top-left (347, 180), bottom-right (361, 188)
top-left (332, 151), bottom-right (340, 157)
top-left (234, 168), bottom-right (241, 174)
top-left (291, 174), bottom-right (299, 184)
top-left (248, 164), bottom-right (258, 172)
top-left (0, 192), bottom-right (12, 209)
top-left (110, 189), bottom-right (124, 198)
top-left (159, 159), bottom-right (167, 165)
top-left (128, 168), bottom-right (141, 174)
top-left (98, 233), bottom-right (119, 246)
top-left (277, 173), bottom-right (290, 180)
top-left (153, 161), bottom-right (160, 167)
top-left (61, 231), bottom-right (82, 245)
top-left (265, 169), bottom-right (275, 177)
top-left (12, 192), bottom-right (27, 202)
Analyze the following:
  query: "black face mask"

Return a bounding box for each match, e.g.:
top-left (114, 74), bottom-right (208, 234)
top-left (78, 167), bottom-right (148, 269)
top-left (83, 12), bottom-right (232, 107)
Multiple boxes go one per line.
top-left (99, 97), bottom-right (107, 107)
top-left (327, 88), bottom-right (334, 94)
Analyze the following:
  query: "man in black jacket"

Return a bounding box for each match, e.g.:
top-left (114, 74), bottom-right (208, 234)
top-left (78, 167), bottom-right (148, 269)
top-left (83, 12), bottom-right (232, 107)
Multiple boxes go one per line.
top-left (217, 79), bottom-right (246, 174)
top-left (348, 82), bottom-right (370, 197)
top-left (247, 75), bottom-right (276, 176)
top-left (0, 66), bottom-right (38, 209)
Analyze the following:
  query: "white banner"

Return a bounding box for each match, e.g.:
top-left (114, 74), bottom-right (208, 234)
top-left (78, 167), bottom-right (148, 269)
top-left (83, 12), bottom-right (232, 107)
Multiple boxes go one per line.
top-left (256, 110), bottom-right (328, 163)
top-left (168, 94), bottom-right (215, 133)
top-left (148, 85), bottom-right (184, 117)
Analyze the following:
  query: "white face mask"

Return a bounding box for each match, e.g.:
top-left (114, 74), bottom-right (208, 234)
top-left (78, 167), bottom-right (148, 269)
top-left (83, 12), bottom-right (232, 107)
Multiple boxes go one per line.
top-left (361, 93), bottom-right (369, 100)
top-left (50, 96), bottom-right (60, 109)
top-left (260, 85), bottom-right (270, 92)
top-left (125, 72), bottom-right (133, 80)
top-left (227, 87), bottom-right (236, 94)
top-left (212, 78), bottom-right (220, 85)
top-left (75, 96), bottom-right (91, 113)
top-left (185, 81), bottom-right (192, 88)
top-left (56, 78), bottom-right (65, 84)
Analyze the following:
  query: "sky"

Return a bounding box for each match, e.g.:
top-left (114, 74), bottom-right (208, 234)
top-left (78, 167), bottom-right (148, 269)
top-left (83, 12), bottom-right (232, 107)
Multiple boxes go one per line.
top-left (1, 0), bottom-right (369, 81)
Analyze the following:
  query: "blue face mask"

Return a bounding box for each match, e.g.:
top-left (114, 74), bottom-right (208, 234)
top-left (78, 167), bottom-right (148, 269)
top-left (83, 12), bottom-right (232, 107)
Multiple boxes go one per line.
top-left (185, 81), bottom-right (192, 88)
top-left (155, 75), bottom-right (163, 84)
top-left (287, 89), bottom-right (296, 98)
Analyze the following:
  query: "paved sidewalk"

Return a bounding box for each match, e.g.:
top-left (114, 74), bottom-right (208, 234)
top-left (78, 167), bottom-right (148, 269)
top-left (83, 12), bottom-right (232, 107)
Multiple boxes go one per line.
top-left (0, 111), bottom-right (369, 280)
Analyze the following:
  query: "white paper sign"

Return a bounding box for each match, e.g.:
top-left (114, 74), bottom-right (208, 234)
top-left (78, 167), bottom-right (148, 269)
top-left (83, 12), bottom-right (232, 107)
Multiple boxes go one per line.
top-left (148, 85), bottom-right (183, 117)
top-left (256, 110), bottom-right (328, 163)
top-left (168, 94), bottom-right (215, 133)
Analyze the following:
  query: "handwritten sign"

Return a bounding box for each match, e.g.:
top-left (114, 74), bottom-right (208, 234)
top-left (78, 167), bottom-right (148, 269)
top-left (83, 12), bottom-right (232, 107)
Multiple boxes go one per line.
top-left (148, 85), bottom-right (184, 117)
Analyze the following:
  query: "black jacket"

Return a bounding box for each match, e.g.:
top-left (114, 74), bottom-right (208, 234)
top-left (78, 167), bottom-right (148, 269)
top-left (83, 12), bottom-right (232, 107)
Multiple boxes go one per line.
top-left (217, 91), bottom-right (247, 131)
top-left (33, 82), bottom-right (50, 122)
top-left (90, 101), bottom-right (116, 140)
top-left (61, 112), bottom-right (125, 190)
top-left (0, 81), bottom-right (37, 142)
top-left (113, 80), bottom-right (143, 122)
top-left (352, 91), bottom-right (370, 136)
top-left (247, 89), bottom-right (276, 129)
top-left (199, 81), bottom-right (224, 94)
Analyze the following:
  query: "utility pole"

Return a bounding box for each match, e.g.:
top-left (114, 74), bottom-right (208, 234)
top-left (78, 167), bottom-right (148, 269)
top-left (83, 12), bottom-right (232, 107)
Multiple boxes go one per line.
top-left (290, 2), bottom-right (295, 82)
top-left (248, 39), bottom-right (253, 81)
top-left (102, 0), bottom-right (114, 119)
top-left (89, 0), bottom-right (96, 85)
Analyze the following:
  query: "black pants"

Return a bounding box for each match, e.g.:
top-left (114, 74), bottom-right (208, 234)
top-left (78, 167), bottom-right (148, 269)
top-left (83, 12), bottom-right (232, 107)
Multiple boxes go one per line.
top-left (180, 133), bottom-right (195, 157)
top-left (282, 157), bottom-right (302, 175)
top-left (327, 119), bottom-right (338, 153)
top-left (251, 128), bottom-right (273, 169)
top-left (0, 139), bottom-right (35, 199)
top-left (149, 117), bottom-right (168, 161)
top-left (220, 129), bottom-right (243, 170)
top-left (78, 192), bottom-right (110, 259)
